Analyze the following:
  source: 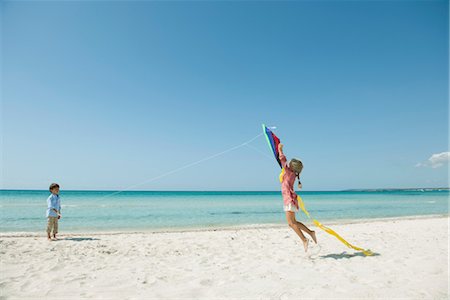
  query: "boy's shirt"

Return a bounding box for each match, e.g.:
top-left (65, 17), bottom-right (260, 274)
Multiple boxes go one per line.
top-left (46, 194), bottom-right (61, 217)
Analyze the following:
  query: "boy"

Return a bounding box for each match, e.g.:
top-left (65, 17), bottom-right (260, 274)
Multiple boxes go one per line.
top-left (46, 183), bottom-right (61, 241)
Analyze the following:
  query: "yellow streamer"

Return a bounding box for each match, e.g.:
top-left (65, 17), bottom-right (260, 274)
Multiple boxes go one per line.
top-left (280, 168), bottom-right (373, 256)
top-left (279, 168), bottom-right (285, 183)
top-left (297, 195), bottom-right (373, 256)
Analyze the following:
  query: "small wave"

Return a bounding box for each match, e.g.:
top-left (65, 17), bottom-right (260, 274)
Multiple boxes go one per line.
top-left (210, 211), bottom-right (278, 215)
top-left (1, 217), bottom-right (43, 221)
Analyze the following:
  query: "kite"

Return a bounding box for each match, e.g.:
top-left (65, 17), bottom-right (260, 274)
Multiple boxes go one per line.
top-left (262, 124), bottom-right (282, 168)
top-left (262, 124), bottom-right (373, 256)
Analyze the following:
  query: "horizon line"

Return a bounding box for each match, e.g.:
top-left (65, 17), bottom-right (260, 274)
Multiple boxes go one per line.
top-left (0, 187), bottom-right (449, 193)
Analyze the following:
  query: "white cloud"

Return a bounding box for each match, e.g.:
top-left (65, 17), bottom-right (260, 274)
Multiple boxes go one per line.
top-left (416, 151), bottom-right (450, 168)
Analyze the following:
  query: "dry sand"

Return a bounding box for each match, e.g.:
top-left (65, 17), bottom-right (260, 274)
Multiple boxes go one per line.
top-left (0, 216), bottom-right (448, 299)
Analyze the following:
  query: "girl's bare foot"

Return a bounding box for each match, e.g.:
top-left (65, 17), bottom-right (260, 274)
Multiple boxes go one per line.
top-left (302, 239), bottom-right (309, 252)
top-left (310, 231), bottom-right (317, 244)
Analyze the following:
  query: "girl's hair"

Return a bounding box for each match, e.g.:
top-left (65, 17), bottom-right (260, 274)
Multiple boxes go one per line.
top-left (289, 159), bottom-right (303, 175)
top-left (290, 159), bottom-right (303, 186)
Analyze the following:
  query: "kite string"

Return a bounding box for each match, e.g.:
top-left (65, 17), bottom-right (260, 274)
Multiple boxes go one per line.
top-left (244, 143), bottom-right (274, 160)
top-left (102, 132), bottom-right (265, 198)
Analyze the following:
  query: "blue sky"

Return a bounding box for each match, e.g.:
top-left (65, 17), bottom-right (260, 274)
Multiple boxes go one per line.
top-left (1, 0), bottom-right (448, 191)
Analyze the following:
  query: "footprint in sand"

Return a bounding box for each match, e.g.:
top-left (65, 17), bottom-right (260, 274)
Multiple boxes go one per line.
top-left (200, 279), bottom-right (213, 286)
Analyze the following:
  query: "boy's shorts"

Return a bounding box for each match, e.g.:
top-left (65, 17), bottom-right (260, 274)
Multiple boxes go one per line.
top-left (47, 216), bottom-right (58, 235)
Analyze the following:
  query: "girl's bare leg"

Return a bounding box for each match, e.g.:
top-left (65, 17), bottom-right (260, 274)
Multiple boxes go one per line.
top-left (286, 212), bottom-right (308, 252)
top-left (295, 221), bottom-right (317, 244)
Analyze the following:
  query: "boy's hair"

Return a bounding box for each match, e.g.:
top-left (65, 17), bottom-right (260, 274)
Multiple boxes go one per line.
top-left (49, 183), bottom-right (60, 191)
top-left (289, 159), bottom-right (303, 175)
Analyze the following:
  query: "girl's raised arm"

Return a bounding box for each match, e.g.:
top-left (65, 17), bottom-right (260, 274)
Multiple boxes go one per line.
top-left (278, 143), bottom-right (288, 168)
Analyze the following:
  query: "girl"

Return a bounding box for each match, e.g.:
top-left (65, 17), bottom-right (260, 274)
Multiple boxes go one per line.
top-left (278, 143), bottom-right (317, 252)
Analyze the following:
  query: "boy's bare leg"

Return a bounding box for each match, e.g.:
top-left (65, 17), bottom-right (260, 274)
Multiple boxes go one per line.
top-left (295, 221), bottom-right (317, 244)
top-left (286, 212), bottom-right (308, 252)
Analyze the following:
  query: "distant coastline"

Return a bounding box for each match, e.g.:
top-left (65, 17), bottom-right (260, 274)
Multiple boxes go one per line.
top-left (343, 188), bottom-right (450, 192)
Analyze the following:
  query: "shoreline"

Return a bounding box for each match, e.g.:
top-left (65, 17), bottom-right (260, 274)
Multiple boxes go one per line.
top-left (1, 213), bottom-right (448, 237)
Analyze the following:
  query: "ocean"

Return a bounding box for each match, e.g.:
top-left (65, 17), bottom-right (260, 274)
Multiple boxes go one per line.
top-left (0, 190), bottom-right (448, 232)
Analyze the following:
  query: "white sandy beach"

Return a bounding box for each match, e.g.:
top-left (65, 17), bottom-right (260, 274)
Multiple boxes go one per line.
top-left (0, 216), bottom-right (448, 299)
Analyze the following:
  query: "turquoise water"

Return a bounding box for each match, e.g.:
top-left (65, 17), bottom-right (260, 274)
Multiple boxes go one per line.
top-left (0, 190), bottom-right (448, 232)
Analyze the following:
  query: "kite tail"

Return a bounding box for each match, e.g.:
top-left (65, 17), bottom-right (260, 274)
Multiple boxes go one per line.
top-left (296, 195), bottom-right (373, 256)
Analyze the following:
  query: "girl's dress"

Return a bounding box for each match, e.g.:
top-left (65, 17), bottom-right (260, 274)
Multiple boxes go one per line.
top-left (279, 152), bottom-right (299, 212)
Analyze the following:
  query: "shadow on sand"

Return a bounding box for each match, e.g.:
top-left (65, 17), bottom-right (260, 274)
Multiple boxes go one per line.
top-left (319, 251), bottom-right (380, 259)
top-left (63, 237), bottom-right (100, 242)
